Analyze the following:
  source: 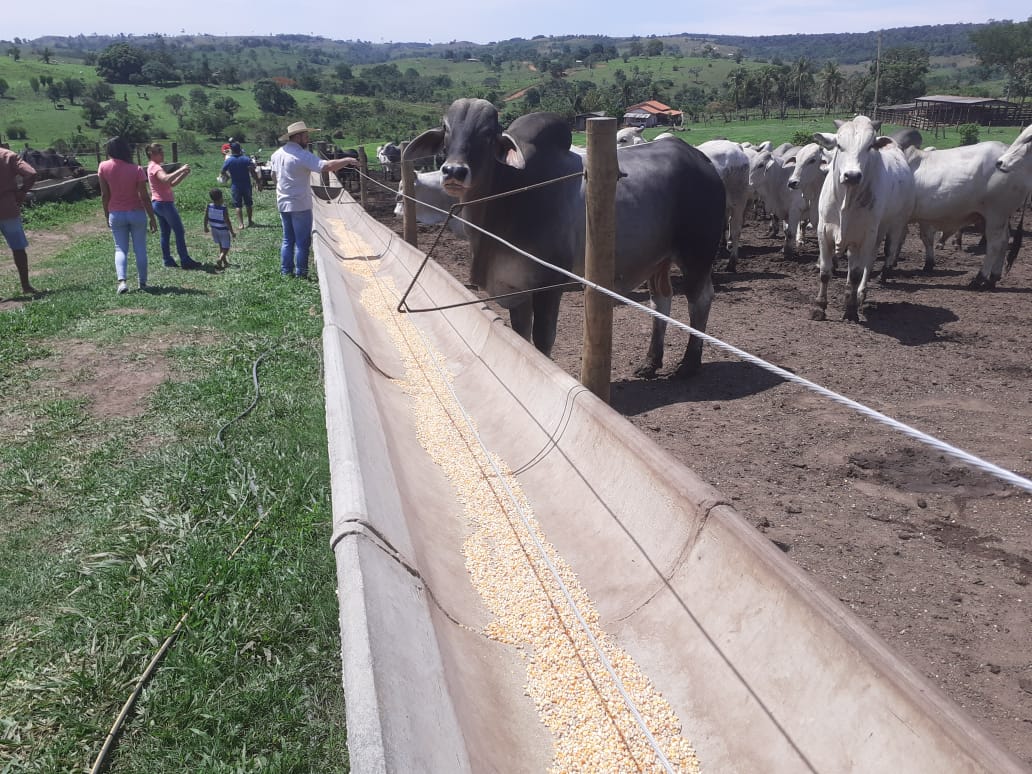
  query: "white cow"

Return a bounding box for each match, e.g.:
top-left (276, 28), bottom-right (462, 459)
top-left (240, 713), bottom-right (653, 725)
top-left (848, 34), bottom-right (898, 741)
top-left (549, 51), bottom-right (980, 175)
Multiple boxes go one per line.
top-left (785, 142), bottom-right (829, 238)
top-left (813, 116), bottom-right (915, 321)
top-left (394, 171), bottom-right (468, 237)
top-left (740, 142), bottom-right (775, 229)
top-left (748, 149), bottom-right (807, 257)
top-left (616, 126), bottom-right (647, 146)
top-left (697, 139), bottom-right (751, 271)
top-left (907, 123), bottom-right (1031, 288)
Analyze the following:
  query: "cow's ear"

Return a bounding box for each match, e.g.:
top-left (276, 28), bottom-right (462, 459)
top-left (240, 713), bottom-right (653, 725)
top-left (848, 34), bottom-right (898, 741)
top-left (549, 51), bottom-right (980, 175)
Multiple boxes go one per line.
top-left (871, 120), bottom-right (882, 132)
top-left (498, 132), bottom-right (526, 169)
top-left (873, 136), bottom-right (895, 150)
top-left (403, 127), bottom-right (445, 164)
top-left (782, 155), bottom-right (797, 168)
top-left (814, 132), bottom-right (838, 150)
top-left (833, 119), bottom-right (846, 130)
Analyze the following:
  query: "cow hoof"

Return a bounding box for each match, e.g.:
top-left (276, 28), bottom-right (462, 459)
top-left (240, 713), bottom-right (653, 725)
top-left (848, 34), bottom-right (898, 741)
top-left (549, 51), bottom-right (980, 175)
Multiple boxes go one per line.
top-left (968, 274), bottom-right (996, 291)
top-left (879, 269), bottom-right (892, 284)
top-left (842, 309), bottom-right (860, 323)
top-left (634, 364), bottom-right (661, 379)
top-left (922, 260), bottom-right (935, 273)
top-left (725, 261), bottom-right (737, 274)
top-left (671, 360), bottom-right (702, 379)
top-left (809, 307), bottom-right (826, 321)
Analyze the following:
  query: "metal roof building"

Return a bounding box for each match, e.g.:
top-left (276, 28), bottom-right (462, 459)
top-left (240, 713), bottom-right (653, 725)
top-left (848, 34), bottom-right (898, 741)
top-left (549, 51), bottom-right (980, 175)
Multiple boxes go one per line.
top-left (875, 95), bottom-right (1032, 128)
top-left (622, 100), bottom-right (683, 128)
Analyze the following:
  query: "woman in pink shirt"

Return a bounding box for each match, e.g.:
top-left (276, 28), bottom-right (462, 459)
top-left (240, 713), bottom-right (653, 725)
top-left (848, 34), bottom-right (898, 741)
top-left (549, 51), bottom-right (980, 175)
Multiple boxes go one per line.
top-left (145, 143), bottom-right (199, 269)
top-left (98, 137), bottom-right (157, 294)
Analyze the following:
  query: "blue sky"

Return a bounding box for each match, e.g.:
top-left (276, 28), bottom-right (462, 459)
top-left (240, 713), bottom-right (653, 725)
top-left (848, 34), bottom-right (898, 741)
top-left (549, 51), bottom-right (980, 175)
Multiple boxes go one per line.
top-left (4, 2), bottom-right (1030, 44)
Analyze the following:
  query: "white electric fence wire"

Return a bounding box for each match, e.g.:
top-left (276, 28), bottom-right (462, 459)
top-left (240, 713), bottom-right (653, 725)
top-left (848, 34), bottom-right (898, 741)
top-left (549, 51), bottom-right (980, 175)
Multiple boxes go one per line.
top-left (387, 181), bottom-right (1032, 497)
top-left (342, 200), bottom-right (678, 773)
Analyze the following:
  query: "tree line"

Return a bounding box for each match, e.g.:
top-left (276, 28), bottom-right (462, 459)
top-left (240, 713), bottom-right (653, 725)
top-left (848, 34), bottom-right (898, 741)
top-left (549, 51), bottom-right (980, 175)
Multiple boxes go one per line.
top-left (3, 20), bottom-right (1029, 151)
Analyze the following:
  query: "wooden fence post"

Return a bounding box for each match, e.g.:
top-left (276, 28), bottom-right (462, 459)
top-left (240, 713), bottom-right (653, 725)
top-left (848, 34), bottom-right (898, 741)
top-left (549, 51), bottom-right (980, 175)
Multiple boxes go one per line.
top-left (400, 141), bottom-right (417, 247)
top-left (581, 117), bottom-right (618, 403)
top-left (171, 142), bottom-right (178, 163)
top-left (358, 146), bottom-right (368, 209)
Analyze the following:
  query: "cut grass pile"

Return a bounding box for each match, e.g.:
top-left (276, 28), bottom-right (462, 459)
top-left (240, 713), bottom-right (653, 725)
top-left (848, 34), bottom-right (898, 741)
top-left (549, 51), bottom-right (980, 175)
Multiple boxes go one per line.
top-left (0, 164), bottom-right (349, 773)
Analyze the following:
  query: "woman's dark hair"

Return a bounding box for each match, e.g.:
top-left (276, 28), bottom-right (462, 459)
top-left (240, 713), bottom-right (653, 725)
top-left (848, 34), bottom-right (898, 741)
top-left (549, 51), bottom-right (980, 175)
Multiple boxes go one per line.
top-left (106, 136), bottom-right (133, 163)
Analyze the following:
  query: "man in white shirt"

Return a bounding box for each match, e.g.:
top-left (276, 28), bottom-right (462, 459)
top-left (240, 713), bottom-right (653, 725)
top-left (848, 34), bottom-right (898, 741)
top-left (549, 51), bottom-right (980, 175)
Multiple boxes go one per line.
top-left (268, 121), bottom-right (358, 278)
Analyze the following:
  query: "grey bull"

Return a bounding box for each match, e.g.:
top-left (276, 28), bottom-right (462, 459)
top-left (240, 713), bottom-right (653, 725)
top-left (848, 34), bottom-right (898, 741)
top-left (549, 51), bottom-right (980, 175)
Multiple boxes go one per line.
top-left (403, 98), bottom-right (726, 377)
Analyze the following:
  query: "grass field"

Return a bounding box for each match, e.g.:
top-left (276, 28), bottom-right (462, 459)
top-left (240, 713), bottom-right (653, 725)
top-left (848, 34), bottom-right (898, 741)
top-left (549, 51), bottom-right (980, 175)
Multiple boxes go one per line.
top-left (1, 160), bottom-right (349, 772)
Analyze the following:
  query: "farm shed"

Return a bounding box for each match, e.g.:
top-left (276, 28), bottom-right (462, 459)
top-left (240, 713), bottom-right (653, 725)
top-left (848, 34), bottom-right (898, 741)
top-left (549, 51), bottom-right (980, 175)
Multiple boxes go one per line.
top-left (622, 100), bottom-right (683, 128)
top-left (574, 111), bottom-right (606, 131)
top-left (876, 95), bottom-right (1032, 128)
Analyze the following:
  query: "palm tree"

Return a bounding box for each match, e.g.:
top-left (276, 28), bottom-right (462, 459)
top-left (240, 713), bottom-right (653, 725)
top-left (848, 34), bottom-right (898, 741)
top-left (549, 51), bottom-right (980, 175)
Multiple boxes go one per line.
top-left (791, 57), bottom-right (815, 115)
top-left (725, 67), bottom-right (749, 111)
top-left (818, 62), bottom-right (845, 115)
top-left (756, 66), bottom-right (780, 119)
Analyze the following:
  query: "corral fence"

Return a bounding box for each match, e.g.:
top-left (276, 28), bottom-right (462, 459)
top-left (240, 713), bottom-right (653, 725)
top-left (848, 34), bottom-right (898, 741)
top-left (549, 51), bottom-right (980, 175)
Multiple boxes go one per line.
top-left (875, 96), bottom-right (1032, 133)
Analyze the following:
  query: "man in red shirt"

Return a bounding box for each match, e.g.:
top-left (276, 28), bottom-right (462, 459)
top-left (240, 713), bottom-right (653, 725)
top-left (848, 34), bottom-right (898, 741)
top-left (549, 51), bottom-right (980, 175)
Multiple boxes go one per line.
top-left (0, 145), bottom-right (39, 296)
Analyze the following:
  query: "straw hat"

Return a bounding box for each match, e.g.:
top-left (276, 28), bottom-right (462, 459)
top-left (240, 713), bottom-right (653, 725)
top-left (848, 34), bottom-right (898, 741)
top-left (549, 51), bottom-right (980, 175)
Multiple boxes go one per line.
top-left (279, 120), bottom-right (319, 142)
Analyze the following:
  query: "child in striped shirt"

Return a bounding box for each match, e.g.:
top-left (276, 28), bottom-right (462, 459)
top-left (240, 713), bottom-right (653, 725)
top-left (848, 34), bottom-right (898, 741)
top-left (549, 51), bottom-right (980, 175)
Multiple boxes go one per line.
top-left (203, 188), bottom-right (236, 268)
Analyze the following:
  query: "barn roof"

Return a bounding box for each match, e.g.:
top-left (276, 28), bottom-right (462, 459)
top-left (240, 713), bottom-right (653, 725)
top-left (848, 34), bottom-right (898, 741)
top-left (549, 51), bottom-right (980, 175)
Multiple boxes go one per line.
top-left (624, 100), bottom-right (683, 117)
top-left (916, 95), bottom-right (1014, 106)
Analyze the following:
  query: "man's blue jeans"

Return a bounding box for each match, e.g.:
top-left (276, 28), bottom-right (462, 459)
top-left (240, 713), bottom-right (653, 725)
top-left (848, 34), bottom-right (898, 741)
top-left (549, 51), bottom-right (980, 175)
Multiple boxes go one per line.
top-left (279, 209), bottom-right (313, 277)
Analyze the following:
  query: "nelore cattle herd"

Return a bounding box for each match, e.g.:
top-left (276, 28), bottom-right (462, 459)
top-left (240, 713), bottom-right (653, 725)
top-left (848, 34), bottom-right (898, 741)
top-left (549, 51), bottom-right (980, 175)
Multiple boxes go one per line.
top-left (395, 98), bottom-right (1032, 374)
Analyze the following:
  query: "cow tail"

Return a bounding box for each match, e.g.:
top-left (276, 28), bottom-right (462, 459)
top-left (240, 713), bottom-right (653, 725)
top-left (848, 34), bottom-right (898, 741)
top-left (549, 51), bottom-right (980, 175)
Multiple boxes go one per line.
top-left (1005, 201), bottom-right (1026, 274)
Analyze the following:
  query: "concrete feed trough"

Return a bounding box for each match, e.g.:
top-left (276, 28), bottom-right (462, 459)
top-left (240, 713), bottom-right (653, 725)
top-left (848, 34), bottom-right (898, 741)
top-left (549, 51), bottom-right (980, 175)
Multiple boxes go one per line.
top-left (314, 189), bottom-right (1027, 774)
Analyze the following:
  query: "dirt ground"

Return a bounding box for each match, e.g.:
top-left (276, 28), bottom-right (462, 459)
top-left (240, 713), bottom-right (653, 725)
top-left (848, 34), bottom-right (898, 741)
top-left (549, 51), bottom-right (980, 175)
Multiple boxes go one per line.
top-left (366, 182), bottom-right (1032, 766)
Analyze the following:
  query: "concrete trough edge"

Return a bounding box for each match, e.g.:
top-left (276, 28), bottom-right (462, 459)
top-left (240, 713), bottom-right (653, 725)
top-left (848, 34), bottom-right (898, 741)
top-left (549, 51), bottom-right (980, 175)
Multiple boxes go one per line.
top-left (317, 238), bottom-right (471, 774)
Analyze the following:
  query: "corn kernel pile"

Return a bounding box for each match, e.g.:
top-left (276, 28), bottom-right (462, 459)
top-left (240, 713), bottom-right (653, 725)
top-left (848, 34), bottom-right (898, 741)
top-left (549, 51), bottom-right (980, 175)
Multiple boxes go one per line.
top-left (348, 256), bottom-right (701, 773)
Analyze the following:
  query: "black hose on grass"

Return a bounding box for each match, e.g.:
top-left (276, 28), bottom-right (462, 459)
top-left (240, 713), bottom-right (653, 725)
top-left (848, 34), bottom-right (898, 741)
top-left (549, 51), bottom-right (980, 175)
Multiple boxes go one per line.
top-left (90, 352), bottom-right (276, 774)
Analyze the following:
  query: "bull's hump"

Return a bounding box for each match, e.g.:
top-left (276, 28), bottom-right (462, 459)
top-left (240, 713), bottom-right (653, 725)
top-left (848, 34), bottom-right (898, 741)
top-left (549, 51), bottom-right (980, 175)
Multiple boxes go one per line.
top-left (507, 112), bottom-right (572, 153)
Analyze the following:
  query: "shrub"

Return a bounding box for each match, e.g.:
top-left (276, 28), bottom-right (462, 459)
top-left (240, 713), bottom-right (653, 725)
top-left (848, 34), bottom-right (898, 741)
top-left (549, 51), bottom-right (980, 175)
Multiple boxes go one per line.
top-left (791, 130), bottom-right (814, 146)
top-left (6, 124), bottom-right (28, 140)
top-left (958, 123), bottom-right (980, 145)
top-left (51, 134), bottom-right (93, 156)
top-left (175, 131), bottom-right (202, 154)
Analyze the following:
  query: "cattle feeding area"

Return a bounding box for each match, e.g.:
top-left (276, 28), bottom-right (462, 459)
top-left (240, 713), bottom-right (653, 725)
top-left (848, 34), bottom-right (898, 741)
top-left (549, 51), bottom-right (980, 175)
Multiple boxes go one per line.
top-left (402, 99), bottom-right (726, 378)
top-left (358, 120), bottom-right (1032, 766)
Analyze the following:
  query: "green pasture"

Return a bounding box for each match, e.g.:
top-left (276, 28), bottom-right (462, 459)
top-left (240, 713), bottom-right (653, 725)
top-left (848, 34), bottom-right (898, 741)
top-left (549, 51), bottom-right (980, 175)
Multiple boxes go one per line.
top-left (1, 159), bottom-right (348, 772)
top-left (566, 54), bottom-right (762, 90)
top-left (370, 56), bottom-right (540, 98)
top-left (2, 47), bottom-right (1025, 156)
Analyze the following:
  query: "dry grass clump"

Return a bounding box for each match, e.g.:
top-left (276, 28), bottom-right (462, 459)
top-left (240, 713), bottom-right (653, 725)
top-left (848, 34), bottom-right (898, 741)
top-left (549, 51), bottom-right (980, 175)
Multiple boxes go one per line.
top-left (346, 255), bottom-right (700, 774)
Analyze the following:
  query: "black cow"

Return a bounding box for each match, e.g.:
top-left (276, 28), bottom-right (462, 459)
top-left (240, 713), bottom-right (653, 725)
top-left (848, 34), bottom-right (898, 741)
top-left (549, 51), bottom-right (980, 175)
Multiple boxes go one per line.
top-left (18, 148), bottom-right (85, 180)
top-left (377, 142), bottom-right (402, 181)
top-left (334, 148), bottom-right (360, 191)
top-left (404, 98), bottom-right (725, 377)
